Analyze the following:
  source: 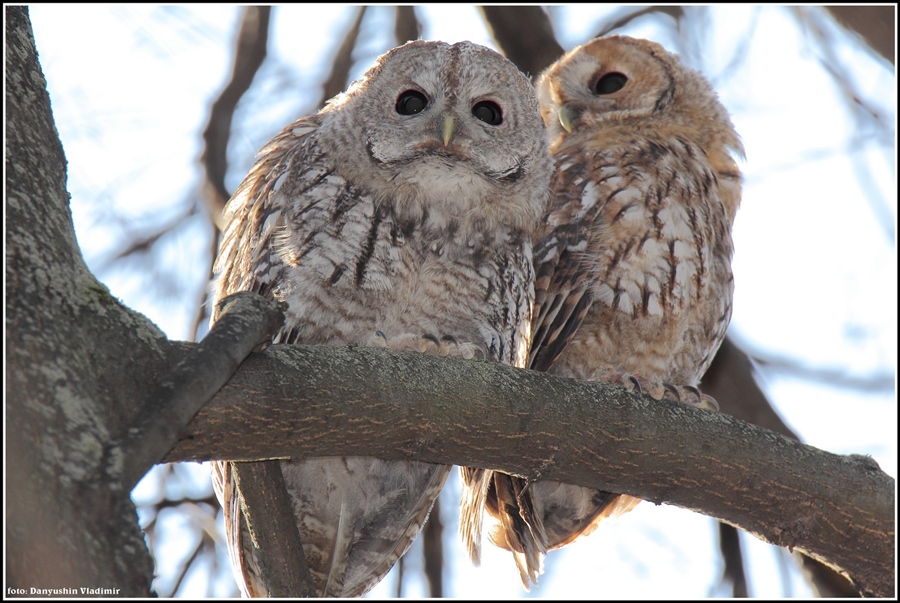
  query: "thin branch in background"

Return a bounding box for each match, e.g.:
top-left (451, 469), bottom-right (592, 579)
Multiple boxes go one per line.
top-left (717, 523), bottom-right (748, 598)
top-left (194, 6), bottom-right (270, 342)
top-left (708, 7), bottom-right (762, 89)
top-left (743, 344), bottom-right (894, 395)
top-left (317, 6), bottom-right (367, 110)
top-left (394, 5), bottom-right (421, 45)
top-left (593, 5), bottom-right (685, 38)
top-left (794, 6), bottom-right (895, 242)
top-left (140, 495), bottom-right (221, 533)
top-left (479, 6), bottom-right (565, 77)
top-left (422, 495), bottom-right (444, 597)
top-left (741, 134), bottom-right (879, 185)
top-left (92, 203), bottom-right (199, 275)
top-left (168, 532), bottom-right (210, 597)
top-left (200, 6), bottom-right (271, 229)
top-left (394, 554), bottom-right (405, 598)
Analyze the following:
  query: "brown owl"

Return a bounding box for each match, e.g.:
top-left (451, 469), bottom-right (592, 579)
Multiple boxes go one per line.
top-left (461, 35), bottom-right (744, 587)
top-left (209, 40), bottom-right (552, 597)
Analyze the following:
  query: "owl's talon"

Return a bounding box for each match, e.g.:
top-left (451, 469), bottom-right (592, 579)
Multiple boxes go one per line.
top-left (371, 331), bottom-right (390, 347)
top-left (694, 389), bottom-right (720, 412)
top-left (422, 333), bottom-right (441, 348)
top-left (455, 341), bottom-right (489, 360)
top-left (626, 375), bottom-right (642, 395)
top-left (663, 382), bottom-right (682, 402)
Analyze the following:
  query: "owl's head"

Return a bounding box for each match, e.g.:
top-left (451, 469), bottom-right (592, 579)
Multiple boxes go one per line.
top-left (318, 40), bottom-right (552, 236)
top-left (536, 35), bottom-right (743, 164)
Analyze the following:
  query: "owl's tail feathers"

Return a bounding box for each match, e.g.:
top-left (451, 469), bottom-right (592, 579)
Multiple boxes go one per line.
top-left (546, 492), bottom-right (642, 550)
top-left (458, 466), bottom-right (490, 565)
top-left (487, 473), bottom-right (549, 590)
top-left (321, 500), bottom-right (352, 597)
top-left (460, 469), bottom-right (550, 589)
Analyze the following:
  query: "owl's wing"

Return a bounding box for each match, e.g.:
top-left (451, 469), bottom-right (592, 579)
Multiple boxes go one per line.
top-left (211, 116), bottom-right (322, 316)
top-left (528, 154), bottom-right (602, 373)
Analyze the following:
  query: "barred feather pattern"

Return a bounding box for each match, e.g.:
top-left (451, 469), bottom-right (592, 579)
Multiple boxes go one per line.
top-left (473, 35), bottom-right (744, 588)
top-left (209, 40), bottom-right (552, 597)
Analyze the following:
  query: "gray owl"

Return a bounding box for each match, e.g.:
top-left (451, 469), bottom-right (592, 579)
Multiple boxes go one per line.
top-left (459, 35), bottom-right (744, 587)
top-left (209, 40), bottom-right (552, 597)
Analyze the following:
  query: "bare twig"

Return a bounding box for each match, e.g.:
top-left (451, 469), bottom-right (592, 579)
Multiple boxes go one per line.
top-left (794, 6), bottom-right (895, 243)
top-left (318, 6), bottom-right (367, 109)
top-left (422, 495), bottom-right (444, 597)
top-left (718, 523), bottom-right (748, 598)
top-left (166, 533), bottom-right (206, 598)
top-left (594, 6), bottom-right (685, 38)
top-left (200, 6), bottom-right (271, 228)
top-left (394, 554), bottom-right (405, 597)
top-left (92, 203), bottom-right (199, 274)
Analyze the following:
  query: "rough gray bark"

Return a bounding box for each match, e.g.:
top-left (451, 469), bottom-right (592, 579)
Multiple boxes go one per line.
top-left (5, 6), bottom-right (894, 598)
top-left (160, 343), bottom-right (893, 597)
top-left (6, 6), bottom-right (160, 595)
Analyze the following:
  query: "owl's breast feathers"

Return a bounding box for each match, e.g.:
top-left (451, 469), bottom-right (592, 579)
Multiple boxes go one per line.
top-left (531, 132), bottom-right (734, 381)
top-left (215, 115), bottom-right (536, 366)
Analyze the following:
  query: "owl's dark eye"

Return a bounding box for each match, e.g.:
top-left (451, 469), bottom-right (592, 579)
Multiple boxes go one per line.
top-left (594, 72), bottom-right (628, 95)
top-left (396, 90), bottom-right (428, 115)
top-left (472, 100), bottom-right (503, 125)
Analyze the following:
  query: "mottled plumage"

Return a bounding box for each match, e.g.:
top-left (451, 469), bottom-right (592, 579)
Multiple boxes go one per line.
top-left (210, 40), bottom-right (552, 597)
top-left (465, 35), bottom-right (744, 587)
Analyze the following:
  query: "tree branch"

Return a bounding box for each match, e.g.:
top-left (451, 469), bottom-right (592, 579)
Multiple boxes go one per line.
top-left (233, 461), bottom-right (317, 597)
top-left (422, 495), bottom-right (444, 597)
top-left (117, 292), bottom-right (285, 490)
top-left (317, 6), bottom-right (367, 109)
top-left (718, 522), bottom-right (748, 597)
top-left (161, 342), bottom-right (893, 597)
top-left (479, 6), bottom-right (564, 77)
top-left (200, 6), bottom-right (271, 228)
top-left (703, 336), bottom-right (868, 597)
top-left (394, 5), bottom-right (421, 45)
top-left (593, 6), bottom-right (686, 38)
top-left (825, 6), bottom-right (894, 66)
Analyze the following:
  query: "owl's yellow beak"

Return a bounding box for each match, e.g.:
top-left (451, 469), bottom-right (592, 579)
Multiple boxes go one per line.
top-left (557, 105), bottom-right (577, 133)
top-left (441, 115), bottom-right (454, 146)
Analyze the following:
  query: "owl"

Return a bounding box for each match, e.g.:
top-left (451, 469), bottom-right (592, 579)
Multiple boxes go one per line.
top-left (460, 35), bottom-right (744, 587)
top-left (208, 40), bottom-right (552, 597)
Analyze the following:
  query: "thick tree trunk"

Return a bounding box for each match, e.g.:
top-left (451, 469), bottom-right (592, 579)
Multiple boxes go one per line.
top-left (6, 6), bottom-right (161, 595)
